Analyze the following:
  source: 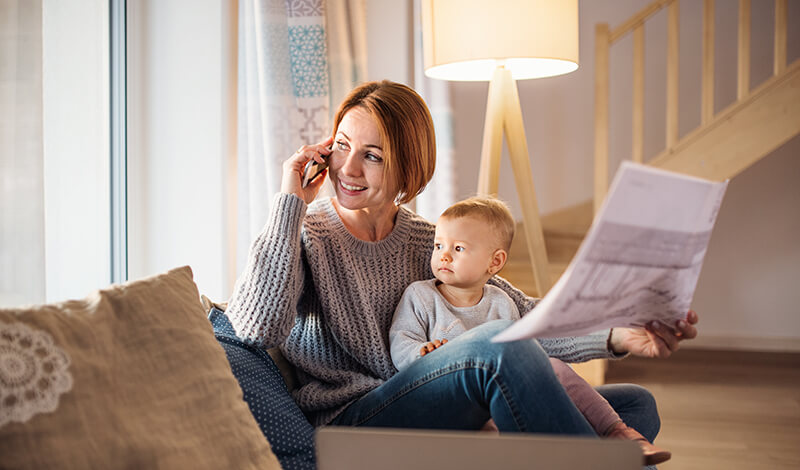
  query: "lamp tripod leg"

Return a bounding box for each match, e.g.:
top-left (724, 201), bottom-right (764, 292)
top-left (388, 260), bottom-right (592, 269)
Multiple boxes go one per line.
top-left (503, 73), bottom-right (551, 295)
top-left (477, 69), bottom-right (507, 196)
top-left (477, 67), bottom-right (551, 296)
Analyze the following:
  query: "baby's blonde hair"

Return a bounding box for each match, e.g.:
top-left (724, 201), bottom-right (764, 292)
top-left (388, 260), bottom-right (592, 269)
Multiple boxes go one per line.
top-left (440, 196), bottom-right (515, 251)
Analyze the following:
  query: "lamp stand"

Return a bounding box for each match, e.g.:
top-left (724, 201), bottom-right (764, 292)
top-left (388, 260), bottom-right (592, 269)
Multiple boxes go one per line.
top-left (478, 67), bottom-right (551, 295)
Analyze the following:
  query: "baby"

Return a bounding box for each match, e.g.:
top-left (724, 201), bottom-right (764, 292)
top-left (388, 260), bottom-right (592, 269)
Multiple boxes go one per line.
top-left (389, 196), bottom-right (670, 465)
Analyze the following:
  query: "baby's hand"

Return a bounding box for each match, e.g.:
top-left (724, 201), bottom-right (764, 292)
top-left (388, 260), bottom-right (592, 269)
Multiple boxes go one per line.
top-left (420, 339), bottom-right (448, 357)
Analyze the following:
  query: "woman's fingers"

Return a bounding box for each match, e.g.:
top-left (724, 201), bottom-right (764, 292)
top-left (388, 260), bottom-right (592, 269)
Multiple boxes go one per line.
top-left (675, 310), bottom-right (699, 340)
top-left (293, 136), bottom-right (333, 164)
top-left (649, 310), bottom-right (699, 357)
top-left (645, 321), bottom-right (679, 357)
top-left (300, 136), bottom-right (334, 163)
top-left (643, 327), bottom-right (670, 358)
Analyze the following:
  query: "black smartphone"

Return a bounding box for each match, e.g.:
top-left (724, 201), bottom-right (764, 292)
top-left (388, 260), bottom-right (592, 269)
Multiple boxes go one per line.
top-left (301, 146), bottom-right (331, 188)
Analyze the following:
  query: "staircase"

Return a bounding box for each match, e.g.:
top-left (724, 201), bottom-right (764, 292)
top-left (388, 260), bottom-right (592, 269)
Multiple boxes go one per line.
top-left (498, 0), bottom-right (799, 386)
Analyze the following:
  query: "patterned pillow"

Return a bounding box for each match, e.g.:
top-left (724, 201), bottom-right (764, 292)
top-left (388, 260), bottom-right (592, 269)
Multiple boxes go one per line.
top-left (0, 267), bottom-right (281, 470)
top-left (208, 307), bottom-right (316, 470)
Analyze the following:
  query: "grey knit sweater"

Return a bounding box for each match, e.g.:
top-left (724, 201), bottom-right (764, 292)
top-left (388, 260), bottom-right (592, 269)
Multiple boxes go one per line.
top-left (226, 193), bottom-right (617, 426)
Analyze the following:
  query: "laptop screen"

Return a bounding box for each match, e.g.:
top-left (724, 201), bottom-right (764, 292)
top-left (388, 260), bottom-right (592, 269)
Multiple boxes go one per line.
top-left (316, 427), bottom-right (643, 470)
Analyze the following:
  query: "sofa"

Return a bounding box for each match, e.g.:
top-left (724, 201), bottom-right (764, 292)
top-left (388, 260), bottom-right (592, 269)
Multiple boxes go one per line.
top-left (0, 266), bottom-right (317, 469)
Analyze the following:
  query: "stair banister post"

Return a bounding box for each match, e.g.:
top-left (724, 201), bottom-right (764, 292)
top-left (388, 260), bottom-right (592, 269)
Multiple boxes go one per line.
top-left (774, 0), bottom-right (787, 76)
top-left (666, 0), bottom-right (680, 149)
top-left (702, 0), bottom-right (715, 125)
top-left (594, 23), bottom-right (610, 216)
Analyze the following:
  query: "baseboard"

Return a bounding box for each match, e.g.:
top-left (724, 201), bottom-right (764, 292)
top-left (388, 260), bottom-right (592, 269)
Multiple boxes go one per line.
top-left (682, 335), bottom-right (800, 352)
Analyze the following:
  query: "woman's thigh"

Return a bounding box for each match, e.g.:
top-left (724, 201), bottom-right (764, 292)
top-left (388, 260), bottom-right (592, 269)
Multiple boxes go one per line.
top-left (332, 320), bottom-right (596, 436)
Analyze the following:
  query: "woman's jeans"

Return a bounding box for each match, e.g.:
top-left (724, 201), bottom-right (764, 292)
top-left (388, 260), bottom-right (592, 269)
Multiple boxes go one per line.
top-left (332, 320), bottom-right (660, 443)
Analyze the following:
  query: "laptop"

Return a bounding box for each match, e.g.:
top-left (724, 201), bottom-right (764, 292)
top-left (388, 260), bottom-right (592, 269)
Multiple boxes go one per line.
top-left (315, 427), bottom-right (643, 470)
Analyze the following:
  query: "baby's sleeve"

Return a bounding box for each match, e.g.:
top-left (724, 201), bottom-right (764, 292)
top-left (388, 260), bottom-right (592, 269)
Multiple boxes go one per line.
top-left (389, 284), bottom-right (432, 371)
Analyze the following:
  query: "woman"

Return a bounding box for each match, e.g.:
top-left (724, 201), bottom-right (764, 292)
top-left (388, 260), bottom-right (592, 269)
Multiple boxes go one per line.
top-left (226, 80), bottom-right (698, 437)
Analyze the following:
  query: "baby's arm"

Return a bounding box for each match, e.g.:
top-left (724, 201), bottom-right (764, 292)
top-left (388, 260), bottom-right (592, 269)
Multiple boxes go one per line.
top-left (389, 283), bottom-right (438, 371)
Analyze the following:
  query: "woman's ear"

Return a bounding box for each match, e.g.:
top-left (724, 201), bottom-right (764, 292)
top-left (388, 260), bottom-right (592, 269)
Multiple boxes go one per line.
top-left (488, 249), bottom-right (508, 275)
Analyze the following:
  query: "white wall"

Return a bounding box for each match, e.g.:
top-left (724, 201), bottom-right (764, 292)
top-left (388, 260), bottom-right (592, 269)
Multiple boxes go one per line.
top-left (692, 138), bottom-right (800, 351)
top-left (127, 0), bottom-right (237, 300)
top-left (367, 0), bottom-right (800, 350)
top-left (365, 0), bottom-right (414, 84)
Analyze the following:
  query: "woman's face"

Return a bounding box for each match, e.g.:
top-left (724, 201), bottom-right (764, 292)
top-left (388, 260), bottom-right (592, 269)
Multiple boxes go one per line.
top-left (329, 107), bottom-right (399, 211)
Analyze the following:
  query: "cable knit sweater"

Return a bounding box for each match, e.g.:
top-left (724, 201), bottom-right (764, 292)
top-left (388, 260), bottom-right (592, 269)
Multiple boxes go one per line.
top-left (226, 193), bottom-right (617, 426)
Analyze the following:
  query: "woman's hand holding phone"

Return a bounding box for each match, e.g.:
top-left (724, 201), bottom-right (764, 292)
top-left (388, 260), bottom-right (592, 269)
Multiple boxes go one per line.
top-left (281, 136), bottom-right (333, 204)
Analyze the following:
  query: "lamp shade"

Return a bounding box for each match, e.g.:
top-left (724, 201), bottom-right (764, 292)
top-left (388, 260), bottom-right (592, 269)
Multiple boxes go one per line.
top-left (422, 0), bottom-right (579, 81)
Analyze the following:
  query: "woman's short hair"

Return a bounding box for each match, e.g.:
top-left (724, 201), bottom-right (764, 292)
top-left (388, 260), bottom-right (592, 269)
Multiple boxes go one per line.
top-left (440, 196), bottom-right (516, 251)
top-left (332, 81), bottom-right (436, 204)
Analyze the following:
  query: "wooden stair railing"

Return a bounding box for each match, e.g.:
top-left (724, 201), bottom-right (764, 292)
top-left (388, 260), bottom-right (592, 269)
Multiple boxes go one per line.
top-left (594, 0), bottom-right (796, 208)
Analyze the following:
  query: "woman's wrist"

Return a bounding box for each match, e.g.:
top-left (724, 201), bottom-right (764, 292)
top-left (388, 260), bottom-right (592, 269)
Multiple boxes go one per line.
top-left (607, 328), bottom-right (625, 354)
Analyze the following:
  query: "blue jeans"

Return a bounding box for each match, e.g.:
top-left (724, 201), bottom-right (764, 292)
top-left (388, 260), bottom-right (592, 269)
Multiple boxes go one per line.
top-left (332, 320), bottom-right (660, 443)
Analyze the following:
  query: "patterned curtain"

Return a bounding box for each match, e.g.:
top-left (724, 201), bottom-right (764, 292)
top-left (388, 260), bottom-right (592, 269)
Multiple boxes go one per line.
top-left (236, 0), bottom-right (365, 272)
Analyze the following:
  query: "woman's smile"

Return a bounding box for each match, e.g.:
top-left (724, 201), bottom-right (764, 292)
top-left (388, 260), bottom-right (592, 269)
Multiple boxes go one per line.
top-left (339, 179), bottom-right (367, 193)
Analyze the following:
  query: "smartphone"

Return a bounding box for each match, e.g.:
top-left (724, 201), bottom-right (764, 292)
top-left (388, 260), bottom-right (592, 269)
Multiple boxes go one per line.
top-left (301, 146), bottom-right (331, 188)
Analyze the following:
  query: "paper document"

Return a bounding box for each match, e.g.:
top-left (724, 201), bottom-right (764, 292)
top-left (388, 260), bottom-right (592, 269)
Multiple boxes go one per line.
top-left (494, 162), bottom-right (728, 341)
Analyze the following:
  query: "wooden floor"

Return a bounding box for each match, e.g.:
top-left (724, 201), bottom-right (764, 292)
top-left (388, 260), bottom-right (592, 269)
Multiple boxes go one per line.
top-left (605, 349), bottom-right (800, 469)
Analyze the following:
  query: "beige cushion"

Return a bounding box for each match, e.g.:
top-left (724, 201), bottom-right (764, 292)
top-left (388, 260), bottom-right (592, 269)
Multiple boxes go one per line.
top-left (0, 266), bottom-right (281, 470)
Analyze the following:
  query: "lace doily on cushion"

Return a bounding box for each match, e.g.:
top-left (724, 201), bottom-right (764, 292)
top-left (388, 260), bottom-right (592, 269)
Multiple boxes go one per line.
top-left (0, 322), bottom-right (73, 428)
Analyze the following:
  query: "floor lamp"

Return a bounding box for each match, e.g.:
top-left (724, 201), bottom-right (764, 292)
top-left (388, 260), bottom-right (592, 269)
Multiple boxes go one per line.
top-left (422, 0), bottom-right (579, 296)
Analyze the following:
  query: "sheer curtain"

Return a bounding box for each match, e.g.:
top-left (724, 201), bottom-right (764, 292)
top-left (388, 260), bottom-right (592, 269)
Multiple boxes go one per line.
top-left (412, 0), bottom-right (456, 222)
top-left (235, 0), bottom-right (366, 273)
top-left (0, 0), bottom-right (45, 306)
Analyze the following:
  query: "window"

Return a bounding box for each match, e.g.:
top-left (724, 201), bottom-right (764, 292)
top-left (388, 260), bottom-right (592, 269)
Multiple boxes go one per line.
top-left (0, 0), bottom-right (113, 306)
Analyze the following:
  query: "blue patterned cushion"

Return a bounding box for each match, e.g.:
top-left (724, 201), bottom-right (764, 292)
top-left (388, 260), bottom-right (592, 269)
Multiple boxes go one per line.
top-left (208, 307), bottom-right (316, 470)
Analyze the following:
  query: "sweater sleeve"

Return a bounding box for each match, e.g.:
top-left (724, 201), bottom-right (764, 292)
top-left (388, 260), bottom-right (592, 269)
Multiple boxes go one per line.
top-left (225, 192), bottom-right (307, 348)
top-left (389, 284), bottom-right (431, 371)
top-left (487, 274), bottom-right (620, 363)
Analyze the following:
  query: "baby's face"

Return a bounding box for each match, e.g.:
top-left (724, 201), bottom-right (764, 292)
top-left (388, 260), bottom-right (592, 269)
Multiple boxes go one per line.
top-left (431, 215), bottom-right (500, 290)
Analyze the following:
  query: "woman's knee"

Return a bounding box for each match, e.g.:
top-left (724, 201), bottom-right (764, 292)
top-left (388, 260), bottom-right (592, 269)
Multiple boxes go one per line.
top-left (596, 383), bottom-right (661, 441)
top-left (629, 384), bottom-right (660, 436)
